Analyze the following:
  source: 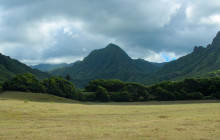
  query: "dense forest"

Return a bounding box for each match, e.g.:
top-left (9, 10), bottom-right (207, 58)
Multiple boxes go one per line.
top-left (1, 73), bottom-right (220, 102)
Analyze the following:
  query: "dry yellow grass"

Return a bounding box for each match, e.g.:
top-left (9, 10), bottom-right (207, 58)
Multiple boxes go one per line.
top-left (0, 91), bottom-right (220, 140)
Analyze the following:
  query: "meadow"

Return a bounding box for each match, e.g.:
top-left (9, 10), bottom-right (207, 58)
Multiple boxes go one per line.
top-left (0, 91), bottom-right (220, 140)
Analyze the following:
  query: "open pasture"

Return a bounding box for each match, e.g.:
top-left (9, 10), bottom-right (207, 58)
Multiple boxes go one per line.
top-left (0, 92), bottom-right (220, 140)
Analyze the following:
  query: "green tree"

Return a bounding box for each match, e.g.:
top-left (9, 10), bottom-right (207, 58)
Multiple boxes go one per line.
top-left (211, 91), bottom-right (220, 99)
top-left (86, 79), bottom-right (125, 92)
top-left (0, 83), bottom-right (2, 92)
top-left (42, 77), bottom-right (76, 98)
top-left (65, 74), bottom-right (71, 81)
top-left (95, 85), bottom-right (110, 102)
top-left (2, 73), bottom-right (46, 93)
top-left (154, 87), bottom-right (176, 101)
top-left (188, 92), bottom-right (203, 100)
top-left (110, 91), bottom-right (131, 102)
top-left (175, 89), bottom-right (188, 100)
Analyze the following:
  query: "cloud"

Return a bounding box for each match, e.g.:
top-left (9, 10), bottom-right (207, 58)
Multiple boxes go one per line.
top-left (0, 0), bottom-right (219, 64)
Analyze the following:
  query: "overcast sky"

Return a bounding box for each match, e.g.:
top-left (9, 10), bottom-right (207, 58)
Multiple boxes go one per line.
top-left (0, 0), bottom-right (220, 65)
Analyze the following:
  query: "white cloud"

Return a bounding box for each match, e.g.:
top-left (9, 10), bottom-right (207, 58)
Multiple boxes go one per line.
top-left (21, 56), bottom-right (83, 65)
top-left (144, 50), bottom-right (183, 63)
top-left (82, 48), bottom-right (87, 52)
top-left (200, 14), bottom-right (220, 26)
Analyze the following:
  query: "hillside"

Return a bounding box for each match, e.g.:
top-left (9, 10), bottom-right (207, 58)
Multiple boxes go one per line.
top-left (50, 43), bottom-right (162, 87)
top-left (146, 31), bottom-right (220, 84)
top-left (0, 53), bottom-right (50, 82)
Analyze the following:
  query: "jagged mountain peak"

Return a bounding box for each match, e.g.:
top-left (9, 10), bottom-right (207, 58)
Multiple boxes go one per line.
top-left (84, 43), bottom-right (131, 62)
top-left (193, 46), bottom-right (205, 53)
top-left (212, 31), bottom-right (220, 46)
top-left (105, 43), bottom-right (121, 49)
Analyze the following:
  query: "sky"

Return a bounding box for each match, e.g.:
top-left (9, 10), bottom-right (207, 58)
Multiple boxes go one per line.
top-left (0, 0), bottom-right (220, 65)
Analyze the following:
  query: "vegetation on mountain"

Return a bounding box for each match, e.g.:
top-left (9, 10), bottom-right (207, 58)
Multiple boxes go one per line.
top-left (146, 31), bottom-right (220, 84)
top-left (50, 32), bottom-right (220, 88)
top-left (0, 53), bottom-right (50, 82)
top-left (50, 43), bottom-right (162, 88)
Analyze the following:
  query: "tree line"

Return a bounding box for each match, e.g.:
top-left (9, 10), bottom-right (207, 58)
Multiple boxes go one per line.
top-left (1, 73), bottom-right (220, 102)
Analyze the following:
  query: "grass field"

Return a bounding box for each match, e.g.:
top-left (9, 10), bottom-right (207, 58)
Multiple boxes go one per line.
top-left (0, 91), bottom-right (220, 140)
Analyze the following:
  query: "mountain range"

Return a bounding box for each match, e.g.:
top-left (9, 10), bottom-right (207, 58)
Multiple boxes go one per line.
top-left (30, 61), bottom-right (80, 72)
top-left (0, 31), bottom-right (220, 88)
top-left (50, 31), bottom-right (220, 87)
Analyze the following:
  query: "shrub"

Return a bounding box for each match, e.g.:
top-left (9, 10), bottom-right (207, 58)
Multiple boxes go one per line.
top-left (85, 93), bottom-right (96, 101)
top-left (95, 85), bottom-right (110, 102)
top-left (125, 83), bottom-right (150, 101)
top-left (154, 87), bottom-right (176, 101)
top-left (175, 89), bottom-right (188, 100)
top-left (211, 92), bottom-right (220, 99)
top-left (188, 92), bottom-right (203, 100)
top-left (86, 79), bottom-right (125, 92)
top-left (111, 91), bottom-right (131, 102)
top-left (0, 83), bottom-right (2, 93)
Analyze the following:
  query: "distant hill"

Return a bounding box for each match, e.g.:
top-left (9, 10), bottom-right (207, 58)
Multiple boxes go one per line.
top-left (146, 31), bottom-right (220, 84)
top-left (50, 43), bottom-right (162, 88)
top-left (0, 53), bottom-right (50, 82)
top-left (30, 61), bottom-right (80, 72)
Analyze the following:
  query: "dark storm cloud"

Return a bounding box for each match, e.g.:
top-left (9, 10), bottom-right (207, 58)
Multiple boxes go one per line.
top-left (0, 0), bottom-right (219, 64)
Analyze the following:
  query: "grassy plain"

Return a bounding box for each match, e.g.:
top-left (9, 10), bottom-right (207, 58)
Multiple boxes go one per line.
top-left (0, 91), bottom-right (220, 140)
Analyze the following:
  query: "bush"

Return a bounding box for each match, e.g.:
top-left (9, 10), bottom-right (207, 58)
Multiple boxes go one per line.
top-left (125, 83), bottom-right (150, 101)
top-left (111, 91), bottom-right (131, 102)
top-left (154, 87), bottom-right (176, 101)
top-left (86, 79), bottom-right (125, 92)
top-left (188, 92), bottom-right (203, 100)
top-left (85, 93), bottom-right (96, 101)
top-left (95, 85), bottom-right (110, 102)
top-left (175, 89), bottom-right (188, 100)
top-left (0, 83), bottom-right (2, 93)
top-left (211, 92), bottom-right (220, 99)
top-left (73, 92), bottom-right (86, 101)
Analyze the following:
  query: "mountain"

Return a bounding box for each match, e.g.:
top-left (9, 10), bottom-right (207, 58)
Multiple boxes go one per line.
top-left (30, 61), bottom-right (80, 72)
top-left (50, 43), bottom-right (162, 87)
top-left (0, 53), bottom-right (50, 82)
top-left (146, 31), bottom-right (220, 84)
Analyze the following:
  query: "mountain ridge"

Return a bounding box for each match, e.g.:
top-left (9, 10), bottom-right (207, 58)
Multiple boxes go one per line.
top-left (0, 53), bottom-right (50, 82)
top-left (145, 31), bottom-right (220, 84)
top-left (30, 61), bottom-right (80, 72)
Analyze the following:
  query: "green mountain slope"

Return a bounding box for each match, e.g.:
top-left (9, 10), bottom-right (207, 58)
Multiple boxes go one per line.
top-left (146, 31), bottom-right (220, 83)
top-left (0, 53), bottom-right (50, 82)
top-left (50, 43), bottom-right (161, 87)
